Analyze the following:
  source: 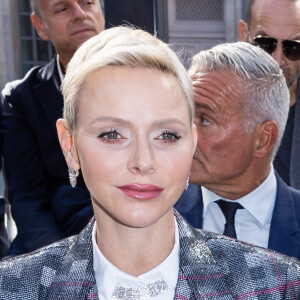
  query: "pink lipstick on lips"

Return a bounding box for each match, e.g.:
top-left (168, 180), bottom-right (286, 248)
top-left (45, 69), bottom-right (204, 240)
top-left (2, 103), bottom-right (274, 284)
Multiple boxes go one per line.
top-left (118, 184), bottom-right (163, 200)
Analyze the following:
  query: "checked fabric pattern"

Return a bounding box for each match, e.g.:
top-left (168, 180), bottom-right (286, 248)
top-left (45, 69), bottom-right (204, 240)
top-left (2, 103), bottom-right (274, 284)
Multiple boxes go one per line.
top-left (0, 211), bottom-right (299, 299)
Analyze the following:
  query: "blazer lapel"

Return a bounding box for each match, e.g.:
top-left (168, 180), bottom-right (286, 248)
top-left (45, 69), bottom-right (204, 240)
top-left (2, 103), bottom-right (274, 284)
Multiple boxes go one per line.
top-left (290, 77), bottom-right (300, 189)
top-left (46, 219), bottom-right (97, 299)
top-left (175, 211), bottom-right (234, 299)
top-left (268, 173), bottom-right (300, 258)
top-left (33, 58), bottom-right (64, 132)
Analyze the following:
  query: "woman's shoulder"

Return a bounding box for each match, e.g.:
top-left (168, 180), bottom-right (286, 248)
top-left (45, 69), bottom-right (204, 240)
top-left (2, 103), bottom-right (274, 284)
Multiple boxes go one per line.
top-left (0, 236), bottom-right (73, 299)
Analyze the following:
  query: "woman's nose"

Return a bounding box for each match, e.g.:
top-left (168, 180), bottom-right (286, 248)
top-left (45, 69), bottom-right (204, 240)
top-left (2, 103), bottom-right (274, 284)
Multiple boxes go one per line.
top-left (127, 138), bottom-right (156, 175)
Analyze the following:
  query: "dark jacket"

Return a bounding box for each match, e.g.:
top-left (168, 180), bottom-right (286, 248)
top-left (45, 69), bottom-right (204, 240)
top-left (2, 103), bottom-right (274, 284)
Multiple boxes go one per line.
top-left (275, 77), bottom-right (300, 189)
top-left (1, 58), bottom-right (92, 253)
top-left (175, 172), bottom-right (300, 259)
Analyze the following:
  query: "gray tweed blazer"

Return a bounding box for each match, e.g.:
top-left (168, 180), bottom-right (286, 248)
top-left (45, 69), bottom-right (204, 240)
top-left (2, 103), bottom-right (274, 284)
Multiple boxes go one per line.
top-left (0, 211), bottom-right (299, 299)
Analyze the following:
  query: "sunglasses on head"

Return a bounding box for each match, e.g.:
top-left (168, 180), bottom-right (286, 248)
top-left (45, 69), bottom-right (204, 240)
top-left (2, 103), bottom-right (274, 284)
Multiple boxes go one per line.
top-left (252, 35), bottom-right (300, 61)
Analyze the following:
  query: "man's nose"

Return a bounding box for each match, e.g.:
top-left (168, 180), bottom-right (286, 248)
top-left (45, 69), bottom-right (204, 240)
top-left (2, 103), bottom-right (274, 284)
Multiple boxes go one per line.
top-left (72, 3), bottom-right (87, 21)
top-left (271, 43), bottom-right (285, 65)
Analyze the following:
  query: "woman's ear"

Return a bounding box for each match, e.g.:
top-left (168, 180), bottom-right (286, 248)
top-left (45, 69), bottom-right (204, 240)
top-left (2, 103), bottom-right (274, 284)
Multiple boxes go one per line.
top-left (31, 13), bottom-right (49, 41)
top-left (254, 120), bottom-right (278, 160)
top-left (56, 119), bottom-right (80, 170)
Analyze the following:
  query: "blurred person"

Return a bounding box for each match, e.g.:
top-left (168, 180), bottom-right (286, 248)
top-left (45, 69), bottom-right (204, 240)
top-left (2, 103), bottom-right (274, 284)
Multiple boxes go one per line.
top-left (0, 26), bottom-right (299, 300)
top-left (175, 41), bottom-right (300, 260)
top-left (238, 0), bottom-right (300, 189)
top-left (1, 0), bottom-right (105, 255)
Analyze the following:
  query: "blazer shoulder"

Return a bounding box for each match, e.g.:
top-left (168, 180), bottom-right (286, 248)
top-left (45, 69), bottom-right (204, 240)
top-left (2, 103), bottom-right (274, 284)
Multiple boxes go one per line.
top-left (177, 213), bottom-right (300, 298)
top-left (1, 59), bottom-right (56, 103)
top-left (0, 236), bottom-right (72, 299)
top-left (194, 228), bottom-right (300, 297)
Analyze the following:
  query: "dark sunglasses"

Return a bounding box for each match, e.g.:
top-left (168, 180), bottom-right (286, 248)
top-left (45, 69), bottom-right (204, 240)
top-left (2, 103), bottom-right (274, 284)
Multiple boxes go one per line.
top-left (252, 35), bottom-right (300, 61)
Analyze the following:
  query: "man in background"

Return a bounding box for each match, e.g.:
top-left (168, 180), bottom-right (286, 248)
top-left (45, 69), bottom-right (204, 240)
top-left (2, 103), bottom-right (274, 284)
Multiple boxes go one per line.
top-left (1, 0), bottom-right (104, 255)
top-left (239, 0), bottom-right (300, 189)
top-left (175, 41), bottom-right (300, 260)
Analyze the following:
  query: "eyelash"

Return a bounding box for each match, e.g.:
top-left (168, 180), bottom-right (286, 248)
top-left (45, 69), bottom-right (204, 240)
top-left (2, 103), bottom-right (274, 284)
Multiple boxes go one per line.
top-left (55, 1), bottom-right (93, 13)
top-left (98, 129), bottom-right (123, 143)
top-left (98, 129), bottom-right (181, 144)
top-left (198, 115), bottom-right (211, 126)
top-left (157, 130), bottom-right (181, 143)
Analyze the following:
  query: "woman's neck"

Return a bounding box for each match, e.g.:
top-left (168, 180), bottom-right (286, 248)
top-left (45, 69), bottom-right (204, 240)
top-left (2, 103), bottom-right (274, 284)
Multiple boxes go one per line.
top-left (94, 207), bottom-right (176, 276)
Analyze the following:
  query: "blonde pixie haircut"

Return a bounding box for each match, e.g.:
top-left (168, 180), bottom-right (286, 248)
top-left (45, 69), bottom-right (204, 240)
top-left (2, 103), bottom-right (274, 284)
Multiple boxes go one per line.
top-left (61, 26), bottom-right (194, 135)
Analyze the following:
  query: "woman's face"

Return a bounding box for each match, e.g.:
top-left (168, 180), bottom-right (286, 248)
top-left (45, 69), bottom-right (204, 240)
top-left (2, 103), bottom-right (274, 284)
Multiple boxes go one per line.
top-left (70, 66), bottom-right (196, 228)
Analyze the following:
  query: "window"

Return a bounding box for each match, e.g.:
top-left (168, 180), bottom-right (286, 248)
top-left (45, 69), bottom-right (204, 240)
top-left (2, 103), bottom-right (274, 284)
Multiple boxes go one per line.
top-left (18, 0), bottom-right (55, 75)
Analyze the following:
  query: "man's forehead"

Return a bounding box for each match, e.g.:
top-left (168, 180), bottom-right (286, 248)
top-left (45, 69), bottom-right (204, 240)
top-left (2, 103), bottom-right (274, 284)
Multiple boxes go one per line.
top-left (251, 0), bottom-right (300, 26)
top-left (190, 70), bottom-right (239, 88)
top-left (191, 70), bottom-right (244, 109)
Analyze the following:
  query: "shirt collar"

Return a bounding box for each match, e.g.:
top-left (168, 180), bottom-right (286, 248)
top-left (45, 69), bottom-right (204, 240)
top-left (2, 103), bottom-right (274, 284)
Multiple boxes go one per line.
top-left (202, 165), bottom-right (277, 226)
top-left (92, 218), bottom-right (180, 299)
top-left (56, 54), bottom-right (64, 83)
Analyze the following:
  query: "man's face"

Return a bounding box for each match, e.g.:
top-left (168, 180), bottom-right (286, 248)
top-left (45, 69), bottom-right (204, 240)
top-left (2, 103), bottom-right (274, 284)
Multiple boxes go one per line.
top-left (241, 0), bottom-right (300, 88)
top-left (189, 70), bottom-right (257, 192)
top-left (33, 0), bottom-right (104, 61)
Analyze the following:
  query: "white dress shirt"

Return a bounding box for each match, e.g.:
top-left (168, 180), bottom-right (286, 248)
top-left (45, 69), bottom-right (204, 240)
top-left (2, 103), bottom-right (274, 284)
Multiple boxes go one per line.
top-left (92, 218), bottom-right (180, 300)
top-left (56, 55), bottom-right (64, 82)
top-left (202, 165), bottom-right (277, 248)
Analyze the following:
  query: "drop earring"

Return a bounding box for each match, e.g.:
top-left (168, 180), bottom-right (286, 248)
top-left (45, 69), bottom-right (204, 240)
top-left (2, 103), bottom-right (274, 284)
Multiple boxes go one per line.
top-left (68, 167), bottom-right (79, 188)
top-left (185, 173), bottom-right (190, 190)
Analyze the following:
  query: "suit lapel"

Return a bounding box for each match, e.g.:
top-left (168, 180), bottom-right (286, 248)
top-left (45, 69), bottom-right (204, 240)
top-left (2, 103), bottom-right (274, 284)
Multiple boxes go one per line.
top-left (33, 58), bottom-right (64, 132)
top-left (175, 184), bottom-right (204, 228)
top-left (268, 173), bottom-right (300, 258)
top-left (290, 77), bottom-right (300, 189)
top-left (175, 211), bottom-right (234, 299)
top-left (46, 219), bottom-right (97, 299)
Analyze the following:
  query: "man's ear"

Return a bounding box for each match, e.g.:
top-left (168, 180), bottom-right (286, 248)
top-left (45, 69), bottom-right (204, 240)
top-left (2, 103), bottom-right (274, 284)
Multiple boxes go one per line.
top-left (238, 20), bottom-right (249, 41)
top-left (31, 13), bottom-right (49, 41)
top-left (254, 120), bottom-right (278, 160)
top-left (56, 119), bottom-right (80, 171)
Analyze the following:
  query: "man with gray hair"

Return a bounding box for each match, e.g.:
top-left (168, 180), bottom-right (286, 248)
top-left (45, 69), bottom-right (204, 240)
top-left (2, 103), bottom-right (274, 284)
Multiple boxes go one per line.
top-left (175, 41), bottom-right (300, 259)
top-left (238, 0), bottom-right (300, 189)
top-left (1, 0), bottom-right (105, 256)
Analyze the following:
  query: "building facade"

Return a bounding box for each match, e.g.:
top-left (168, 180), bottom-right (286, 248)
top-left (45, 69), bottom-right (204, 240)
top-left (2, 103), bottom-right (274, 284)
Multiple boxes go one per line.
top-left (0, 0), bottom-right (248, 90)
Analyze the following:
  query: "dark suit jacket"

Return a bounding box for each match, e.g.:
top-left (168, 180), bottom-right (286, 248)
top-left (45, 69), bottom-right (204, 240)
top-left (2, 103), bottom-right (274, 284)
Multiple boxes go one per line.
top-left (0, 211), bottom-right (299, 299)
top-left (289, 77), bottom-right (300, 189)
top-left (175, 172), bottom-right (300, 260)
top-left (275, 77), bottom-right (300, 189)
top-left (1, 58), bottom-right (92, 253)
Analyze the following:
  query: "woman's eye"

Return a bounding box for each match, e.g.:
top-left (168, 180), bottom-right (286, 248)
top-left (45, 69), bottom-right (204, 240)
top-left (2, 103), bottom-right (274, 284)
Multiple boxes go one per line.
top-left (98, 130), bottom-right (123, 142)
top-left (156, 131), bottom-right (181, 143)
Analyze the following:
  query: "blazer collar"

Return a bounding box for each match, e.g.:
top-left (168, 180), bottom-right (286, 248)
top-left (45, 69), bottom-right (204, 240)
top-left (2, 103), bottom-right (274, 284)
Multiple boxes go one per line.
top-left (175, 210), bottom-right (234, 298)
top-left (45, 218), bottom-right (97, 299)
top-left (46, 212), bottom-right (236, 299)
top-left (268, 172), bottom-right (300, 258)
top-left (33, 58), bottom-right (64, 131)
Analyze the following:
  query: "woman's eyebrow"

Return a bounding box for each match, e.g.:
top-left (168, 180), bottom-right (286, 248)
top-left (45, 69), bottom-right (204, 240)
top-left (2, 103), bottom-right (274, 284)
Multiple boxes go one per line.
top-left (90, 116), bottom-right (131, 126)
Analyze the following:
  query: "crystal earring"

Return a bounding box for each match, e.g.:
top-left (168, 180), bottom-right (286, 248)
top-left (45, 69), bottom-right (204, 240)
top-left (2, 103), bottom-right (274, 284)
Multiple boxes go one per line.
top-left (185, 173), bottom-right (190, 190)
top-left (68, 167), bottom-right (79, 188)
